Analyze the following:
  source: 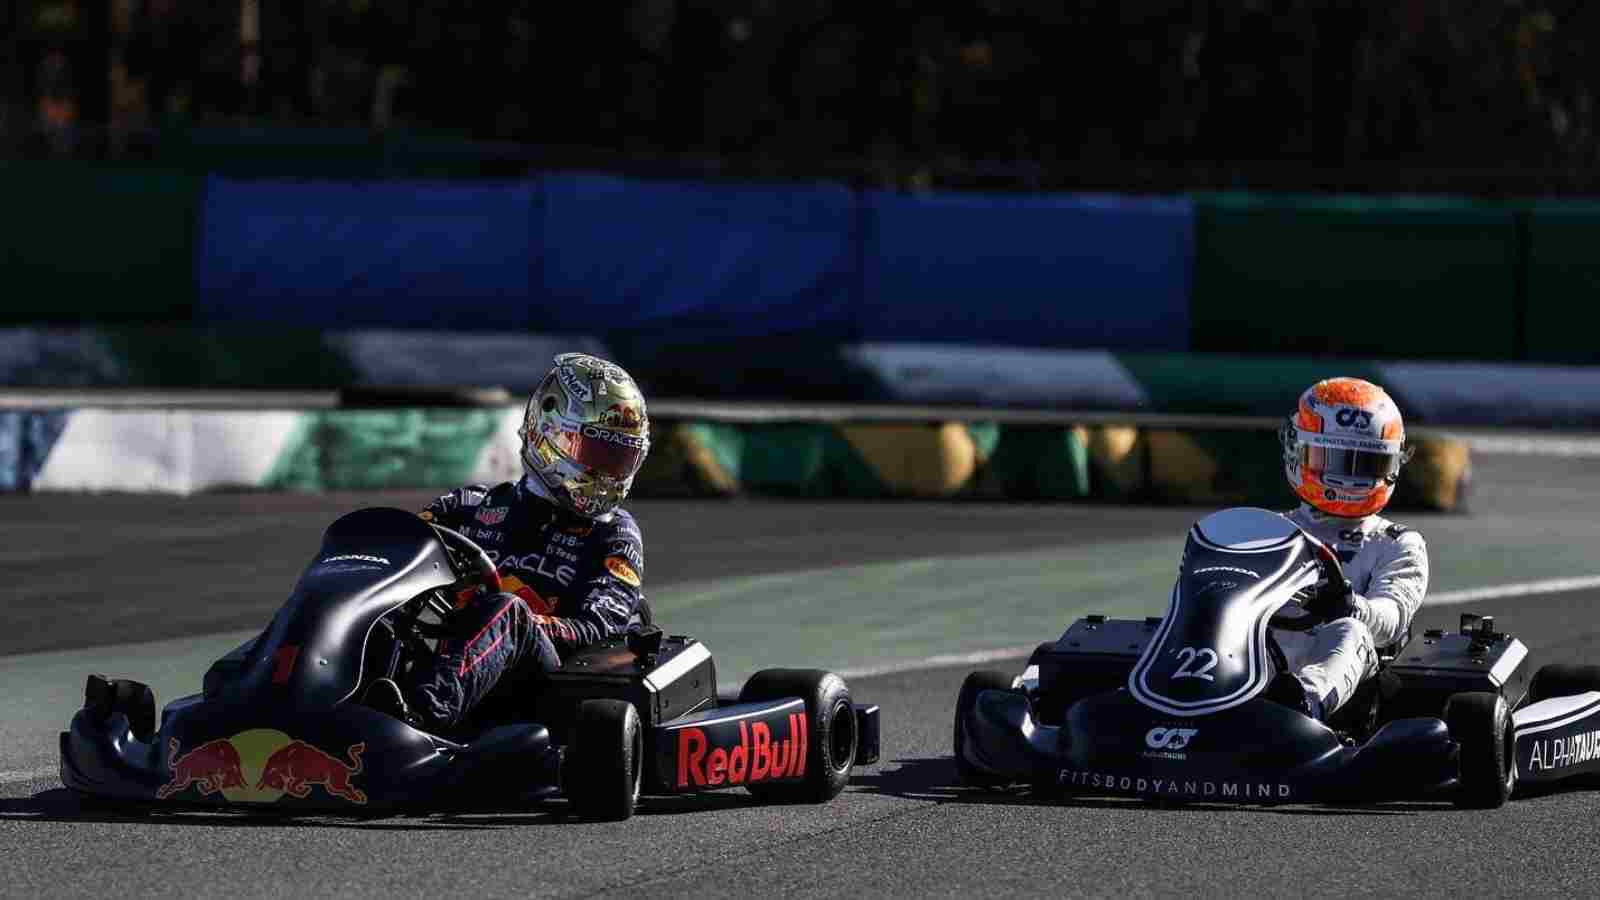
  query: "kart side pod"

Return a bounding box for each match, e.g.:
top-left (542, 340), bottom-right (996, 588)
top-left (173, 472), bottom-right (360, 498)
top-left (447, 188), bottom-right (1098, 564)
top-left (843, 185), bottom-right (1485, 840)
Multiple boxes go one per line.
top-left (648, 697), bottom-right (880, 795)
top-left (547, 636), bottom-right (880, 798)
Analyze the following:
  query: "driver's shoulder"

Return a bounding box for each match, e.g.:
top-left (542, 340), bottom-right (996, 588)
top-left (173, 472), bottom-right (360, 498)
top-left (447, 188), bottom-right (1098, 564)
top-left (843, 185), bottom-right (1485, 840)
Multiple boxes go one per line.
top-left (1366, 514), bottom-right (1427, 554)
top-left (592, 506), bottom-right (643, 547)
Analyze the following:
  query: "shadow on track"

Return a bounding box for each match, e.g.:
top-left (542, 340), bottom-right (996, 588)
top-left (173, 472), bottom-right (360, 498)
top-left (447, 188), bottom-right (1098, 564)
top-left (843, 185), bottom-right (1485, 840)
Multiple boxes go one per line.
top-left (850, 757), bottom-right (1436, 816)
top-left (0, 787), bottom-right (765, 829)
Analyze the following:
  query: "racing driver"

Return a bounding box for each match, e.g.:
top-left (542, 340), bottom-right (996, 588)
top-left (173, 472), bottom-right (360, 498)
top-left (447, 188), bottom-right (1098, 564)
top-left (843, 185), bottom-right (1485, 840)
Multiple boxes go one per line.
top-left (1269, 377), bottom-right (1429, 722)
top-left (364, 353), bottom-right (652, 732)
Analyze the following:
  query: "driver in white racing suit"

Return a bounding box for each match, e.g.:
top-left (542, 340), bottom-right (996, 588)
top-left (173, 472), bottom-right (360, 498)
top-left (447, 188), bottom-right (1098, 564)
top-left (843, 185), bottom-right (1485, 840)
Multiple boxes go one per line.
top-left (1269, 377), bottom-right (1430, 721)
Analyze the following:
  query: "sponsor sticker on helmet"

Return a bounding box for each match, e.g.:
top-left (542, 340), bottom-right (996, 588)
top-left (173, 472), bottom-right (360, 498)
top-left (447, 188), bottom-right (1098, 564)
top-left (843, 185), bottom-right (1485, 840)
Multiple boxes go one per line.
top-left (557, 366), bottom-right (593, 402)
top-left (1334, 408), bottom-right (1374, 430)
top-left (605, 556), bottom-right (641, 587)
top-left (599, 404), bottom-right (642, 428)
top-left (582, 425), bottom-right (647, 449)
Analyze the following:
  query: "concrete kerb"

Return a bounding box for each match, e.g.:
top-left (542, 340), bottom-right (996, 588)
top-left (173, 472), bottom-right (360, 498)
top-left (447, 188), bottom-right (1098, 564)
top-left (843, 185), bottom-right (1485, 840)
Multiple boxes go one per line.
top-left (0, 394), bottom-right (1479, 509)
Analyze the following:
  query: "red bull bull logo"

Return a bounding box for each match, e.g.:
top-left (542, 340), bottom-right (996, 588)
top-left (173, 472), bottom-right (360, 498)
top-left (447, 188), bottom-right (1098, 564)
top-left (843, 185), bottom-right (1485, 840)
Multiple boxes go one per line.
top-left (675, 713), bottom-right (808, 789)
top-left (156, 729), bottom-right (367, 805)
top-left (256, 740), bottom-right (367, 804)
top-left (157, 738), bottom-right (247, 798)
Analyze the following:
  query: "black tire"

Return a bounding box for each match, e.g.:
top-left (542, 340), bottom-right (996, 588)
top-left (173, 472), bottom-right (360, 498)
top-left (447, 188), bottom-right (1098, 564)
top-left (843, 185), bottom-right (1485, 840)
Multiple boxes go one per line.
top-left (566, 699), bottom-right (642, 821)
top-left (953, 670), bottom-right (1016, 788)
top-left (84, 675), bottom-right (156, 743)
top-left (1446, 691), bottom-right (1514, 809)
top-left (737, 668), bottom-right (856, 804)
top-left (1529, 664), bottom-right (1600, 704)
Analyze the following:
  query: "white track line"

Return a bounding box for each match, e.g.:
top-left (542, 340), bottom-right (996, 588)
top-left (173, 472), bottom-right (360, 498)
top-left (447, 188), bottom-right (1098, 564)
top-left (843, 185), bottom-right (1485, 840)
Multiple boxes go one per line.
top-left (838, 645), bottom-right (1042, 681)
top-left (1428, 575), bottom-right (1600, 606)
top-left (0, 767), bottom-right (55, 786)
top-left (1462, 434), bottom-right (1600, 457)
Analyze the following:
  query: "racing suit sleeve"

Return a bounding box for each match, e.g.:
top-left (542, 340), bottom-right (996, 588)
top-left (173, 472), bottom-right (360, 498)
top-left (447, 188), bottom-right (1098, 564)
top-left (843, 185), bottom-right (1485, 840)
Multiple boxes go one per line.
top-left (1353, 530), bottom-right (1429, 648)
top-left (418, 484), bottom-right (491, 530)
top-left (535, 516), bottom-right (645, 655)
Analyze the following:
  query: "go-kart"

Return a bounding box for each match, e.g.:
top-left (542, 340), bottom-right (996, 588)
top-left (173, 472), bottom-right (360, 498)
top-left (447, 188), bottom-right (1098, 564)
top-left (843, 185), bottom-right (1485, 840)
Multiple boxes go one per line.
top-left (60, 507), bottom-right (879, 818)
top-left (953, 506), bottom-right (1600, 807)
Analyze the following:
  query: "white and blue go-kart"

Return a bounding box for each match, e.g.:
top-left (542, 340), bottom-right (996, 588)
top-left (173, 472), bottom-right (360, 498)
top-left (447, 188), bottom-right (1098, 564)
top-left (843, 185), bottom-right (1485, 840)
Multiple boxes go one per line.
top-left (953, 507), bottom-right (1600, 808)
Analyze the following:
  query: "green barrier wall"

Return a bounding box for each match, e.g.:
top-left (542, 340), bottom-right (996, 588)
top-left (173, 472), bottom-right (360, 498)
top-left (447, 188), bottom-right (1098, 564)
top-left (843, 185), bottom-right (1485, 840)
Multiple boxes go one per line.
top-left (0, 162), bottom-right (200, 324)
top-left (1192, 194), bottom-right (1520, 359)
top-left (1526, 203), bottom-right (1600, 364)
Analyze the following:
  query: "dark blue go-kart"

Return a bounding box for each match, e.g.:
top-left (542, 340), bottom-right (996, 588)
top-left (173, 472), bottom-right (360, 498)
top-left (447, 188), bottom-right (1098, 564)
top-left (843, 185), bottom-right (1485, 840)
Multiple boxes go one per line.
top-left (954, 507), bottom-right (1600, 807)
top-left (61, 507), bottom-right (879, 818)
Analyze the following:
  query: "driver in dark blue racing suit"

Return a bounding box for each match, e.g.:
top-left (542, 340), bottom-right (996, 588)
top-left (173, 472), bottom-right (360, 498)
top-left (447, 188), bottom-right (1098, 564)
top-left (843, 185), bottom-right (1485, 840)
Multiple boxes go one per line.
top-left (364, 353), bottom-right (651, 732)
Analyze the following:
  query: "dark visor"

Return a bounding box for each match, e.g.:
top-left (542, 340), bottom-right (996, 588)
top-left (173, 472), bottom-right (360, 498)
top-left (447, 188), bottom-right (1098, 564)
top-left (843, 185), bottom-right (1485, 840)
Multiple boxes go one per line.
top-left (1300, 445), bottom-right (1399, 480)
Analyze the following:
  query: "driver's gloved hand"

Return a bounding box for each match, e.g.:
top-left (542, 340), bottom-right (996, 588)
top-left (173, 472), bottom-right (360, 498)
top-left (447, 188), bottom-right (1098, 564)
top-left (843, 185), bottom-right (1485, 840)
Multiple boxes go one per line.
top-left (1302, 576), bottom-right (1361, 621)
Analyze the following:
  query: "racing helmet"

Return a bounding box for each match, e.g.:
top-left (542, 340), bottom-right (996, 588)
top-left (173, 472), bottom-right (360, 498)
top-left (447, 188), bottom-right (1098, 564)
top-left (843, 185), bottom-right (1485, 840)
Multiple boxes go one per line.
top-left (519, 353), bottom-right (650, 519)
top-left (1280, 377), bottom-right (1413, 518)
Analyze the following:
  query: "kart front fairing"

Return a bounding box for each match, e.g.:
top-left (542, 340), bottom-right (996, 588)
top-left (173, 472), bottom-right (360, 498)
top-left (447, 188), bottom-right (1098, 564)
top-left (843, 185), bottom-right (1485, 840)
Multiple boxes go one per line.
top-left (1128, 507), bottom-right (1323, 717)
top-left (961, 508), bottom-right (1460, 803)
top-left (219, 507), bottom-right (457, 709)
top-left (61, 508), bottom-right (561, 811)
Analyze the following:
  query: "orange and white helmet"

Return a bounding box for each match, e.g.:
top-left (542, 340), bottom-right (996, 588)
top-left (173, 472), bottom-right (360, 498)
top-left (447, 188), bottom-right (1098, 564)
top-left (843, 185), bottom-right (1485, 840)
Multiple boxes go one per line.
top-left (1281, 377), bottom-right (1413, 518)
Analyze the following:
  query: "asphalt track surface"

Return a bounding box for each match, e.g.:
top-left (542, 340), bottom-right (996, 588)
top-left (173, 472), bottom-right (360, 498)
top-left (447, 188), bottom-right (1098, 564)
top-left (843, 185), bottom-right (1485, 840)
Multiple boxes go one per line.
top-left (3, 454), bottom-right (1600, 898)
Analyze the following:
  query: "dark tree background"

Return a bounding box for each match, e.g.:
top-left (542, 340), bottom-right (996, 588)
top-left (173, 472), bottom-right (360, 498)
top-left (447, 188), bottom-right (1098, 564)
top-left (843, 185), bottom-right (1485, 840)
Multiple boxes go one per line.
top-left (6, 1), bottom-right (1598, 191)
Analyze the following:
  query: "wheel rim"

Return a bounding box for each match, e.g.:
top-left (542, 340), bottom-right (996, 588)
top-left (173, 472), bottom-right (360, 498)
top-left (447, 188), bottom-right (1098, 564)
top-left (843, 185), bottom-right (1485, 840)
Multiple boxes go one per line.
top-left (828, 698), bottom-right (856, 773)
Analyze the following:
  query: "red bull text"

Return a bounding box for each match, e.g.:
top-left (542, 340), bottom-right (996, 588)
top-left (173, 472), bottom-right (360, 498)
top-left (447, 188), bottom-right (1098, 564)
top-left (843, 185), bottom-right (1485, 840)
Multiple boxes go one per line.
top-left (676, 713), bottom-right (808, 789)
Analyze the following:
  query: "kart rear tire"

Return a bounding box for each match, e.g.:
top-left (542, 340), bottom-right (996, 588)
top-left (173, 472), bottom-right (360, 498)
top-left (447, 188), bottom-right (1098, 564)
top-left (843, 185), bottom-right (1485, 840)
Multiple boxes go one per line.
top-left (737, 668), bottom-right (855, 804)
top-left (567, 699), bottom-right (642, 821)
top-left (1528, 664), bottom-right (1600, 703)
top-left (954, 670), bottom-right (1017, 789)
top-left (84, 675), bottom-right (156, 743)
top-left (1446, 691), bottom-right (1514, 809)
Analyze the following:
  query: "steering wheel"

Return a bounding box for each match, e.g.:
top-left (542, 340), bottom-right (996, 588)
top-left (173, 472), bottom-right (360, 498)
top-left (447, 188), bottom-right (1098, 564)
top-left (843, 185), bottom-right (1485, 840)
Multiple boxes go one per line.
top-left (367, 523), bottom-right (506, 686)
top-left (429, 524), bottom-right (503, 602)
top-left (1268, 534), bottom-right (1347, 632)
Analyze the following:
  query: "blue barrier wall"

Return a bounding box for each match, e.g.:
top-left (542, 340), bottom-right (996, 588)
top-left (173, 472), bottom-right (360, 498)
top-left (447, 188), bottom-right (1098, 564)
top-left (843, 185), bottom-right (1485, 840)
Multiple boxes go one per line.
top-left (861, 191), bottom-right (1192, 349)
top-left (197, 178), bottom-right (538, 328)
top-left (540, 173), bottom-right (859, 340)
top-left (195, 175), bottom-right (1194, 347)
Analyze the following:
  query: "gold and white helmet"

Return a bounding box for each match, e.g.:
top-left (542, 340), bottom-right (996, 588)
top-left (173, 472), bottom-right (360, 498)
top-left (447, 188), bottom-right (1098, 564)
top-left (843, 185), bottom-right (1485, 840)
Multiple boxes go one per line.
top-left (520, 353), bottom-right (650, 518)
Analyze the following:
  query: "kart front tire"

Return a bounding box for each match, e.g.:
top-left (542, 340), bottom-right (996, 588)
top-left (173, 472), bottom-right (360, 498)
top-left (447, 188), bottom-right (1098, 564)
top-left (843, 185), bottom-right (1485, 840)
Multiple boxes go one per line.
top-left (738, 668), bottom-right (856, 804)
top-left (567, 699), bottom-right (642, 821)
top-left (1528, 664), bottom-right (1600, 704)
top-left (953, 670), bottom-right (1016, 789)
top-left (1446, 691), bottom-right (1514, 809)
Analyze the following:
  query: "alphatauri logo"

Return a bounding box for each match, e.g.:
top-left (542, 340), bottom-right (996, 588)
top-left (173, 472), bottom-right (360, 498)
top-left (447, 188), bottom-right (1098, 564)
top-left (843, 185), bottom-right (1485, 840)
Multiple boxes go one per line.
top-left (1145, 727), bottom-right (1198, 751)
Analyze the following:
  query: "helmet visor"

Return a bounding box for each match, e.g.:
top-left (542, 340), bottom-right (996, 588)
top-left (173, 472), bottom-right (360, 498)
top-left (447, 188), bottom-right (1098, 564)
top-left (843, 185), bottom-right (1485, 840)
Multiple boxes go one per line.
top-left (550, 423), bottom-right (648, 479)
top-left (1300, 444), bottom-right (1400, 481)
